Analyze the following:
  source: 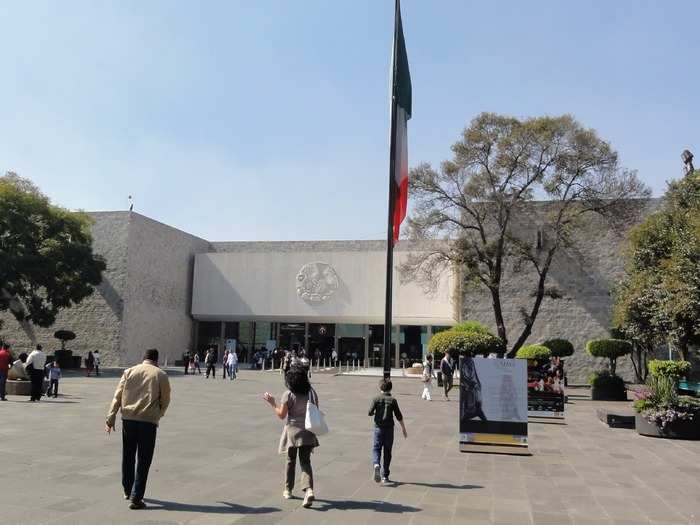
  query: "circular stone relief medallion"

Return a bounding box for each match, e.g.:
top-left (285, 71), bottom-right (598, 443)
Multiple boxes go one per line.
top-left (296, 262), bottom-right (339, 304)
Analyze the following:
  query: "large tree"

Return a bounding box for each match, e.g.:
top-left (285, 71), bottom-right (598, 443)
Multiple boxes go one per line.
top-left (0, 172), bottom-right (106, 328)
top-left (401, 113), bottom-right (649, 357)
top-left (614, 171), bottom-right (700, 363)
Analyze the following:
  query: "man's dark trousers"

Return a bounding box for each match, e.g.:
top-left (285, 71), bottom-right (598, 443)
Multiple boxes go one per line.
top-left (372, 425), bottom-right (394, 479)
top-left (122, 419), bottom-right (158, 502)
top-left (29, 369), bottom-right (44, 401)
top-left (0, 371), bottom-right (7, 400)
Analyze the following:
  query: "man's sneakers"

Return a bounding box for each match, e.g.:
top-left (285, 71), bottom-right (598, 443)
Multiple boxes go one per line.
top-left (373, 464), bottom-right (381, 483)
top-left (129, 500), bottom-right (146, 510)
top-left (282, 490), bottom-right (292, 500)
top-left (302, 489), bottom-right (315, 508)
top-left (381, 477), bottom-right (392, 485)
top-left (123, 493), bottom-right (130, 500)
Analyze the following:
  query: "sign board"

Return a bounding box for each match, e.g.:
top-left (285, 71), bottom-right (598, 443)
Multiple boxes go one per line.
top-left (527, 357), bottom-right (565, 420)
top-left (225, 339), bottom-right (237, 352)
top-left (459, 357), bottom-right (529, 455)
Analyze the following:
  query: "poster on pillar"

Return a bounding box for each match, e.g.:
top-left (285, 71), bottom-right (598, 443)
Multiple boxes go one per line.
top-left (459, 357), bottom-right (529, 455)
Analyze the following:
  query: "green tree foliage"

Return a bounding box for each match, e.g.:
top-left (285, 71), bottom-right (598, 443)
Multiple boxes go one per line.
top-left (428, 329), bottom-right (504, 360)
top-left (541, 338), bottom-right (575, 357)
top-left (0, 172), bottom-right (105, 327)
top-left (401, 113), bottom-right (649, 357)
top-left (614, 172), bottom-right (700, 363)
top-left (647, 359), bottom-right (692, 381)
top-left (586, 338), bottom-right (632, 376)
top-left (451, 320), bottom-right (491, 334)
top-left (515, 344), bottom-right (552, 360)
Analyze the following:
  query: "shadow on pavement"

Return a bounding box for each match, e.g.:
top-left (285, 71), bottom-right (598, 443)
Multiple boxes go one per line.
top-left (396, 482), bottom-right (482, 490)
top-left (311, 499), bottom-right (421, 513)
top-left (143, 499), bottom-right (280, 514)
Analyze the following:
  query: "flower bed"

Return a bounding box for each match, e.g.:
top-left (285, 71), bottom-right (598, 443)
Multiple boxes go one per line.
top-left (633, 376), bottom-right (700, 440)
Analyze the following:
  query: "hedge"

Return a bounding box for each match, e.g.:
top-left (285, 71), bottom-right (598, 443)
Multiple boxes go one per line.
top-left (428, 330), bottom-right (504, 359)
top-left (451, 321), bottom-right (491, 335)
top-left (515, 344), bottom-right (552, 360)
top-left (541, 338), bottom-right (574, 358)
top-left (648, 359), bottom-right (692, 381)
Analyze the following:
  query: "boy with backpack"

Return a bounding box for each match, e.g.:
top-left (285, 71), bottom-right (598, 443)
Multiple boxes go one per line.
top-left (368, 379), bottom-right (407, 485)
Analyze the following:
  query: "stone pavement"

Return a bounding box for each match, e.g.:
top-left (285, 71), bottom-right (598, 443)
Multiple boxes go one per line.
top-left (1, 370), bottom-right (699, 525)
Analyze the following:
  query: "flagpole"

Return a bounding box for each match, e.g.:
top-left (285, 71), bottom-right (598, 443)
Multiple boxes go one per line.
top-left (383, 0), bottom-right (400, 380)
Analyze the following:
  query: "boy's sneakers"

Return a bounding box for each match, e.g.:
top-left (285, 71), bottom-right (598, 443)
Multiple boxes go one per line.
top-left (373, 464), bottom-right (381, 483)
top-left (282, 490), bottom-right (292, 499)
top-left (302, 489), bottom-right (315, 508)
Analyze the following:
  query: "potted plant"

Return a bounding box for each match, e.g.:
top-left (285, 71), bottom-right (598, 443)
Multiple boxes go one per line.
top-left (586, 339), bottom-right (631, 400)
top-left (633, 362), bottom-right (700, 439)
top-left (53, 330), bottom-right (78, 369)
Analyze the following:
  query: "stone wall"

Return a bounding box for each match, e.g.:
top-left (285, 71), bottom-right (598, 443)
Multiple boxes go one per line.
top-left (460, 199), bottom-right (661, 383)
top-left (0, 212), bottom-right (130, 362)
top-left (119, 213), bottom-right (210, 366)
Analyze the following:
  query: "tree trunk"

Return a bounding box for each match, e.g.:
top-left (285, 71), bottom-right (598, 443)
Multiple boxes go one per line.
top-left (489, 286), bottom-right (508, 353)
top-left (507, 248), bottom-right (557, 358)
top-left (678, 341), bottom-right (689, 362)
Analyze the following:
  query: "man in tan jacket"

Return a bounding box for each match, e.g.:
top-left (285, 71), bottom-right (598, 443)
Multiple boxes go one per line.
top-left (106, 349), bottom-right (171, 509)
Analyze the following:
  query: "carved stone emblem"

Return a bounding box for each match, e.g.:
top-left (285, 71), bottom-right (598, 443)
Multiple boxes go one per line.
top-left (296, 262), bottom-right (339, 304)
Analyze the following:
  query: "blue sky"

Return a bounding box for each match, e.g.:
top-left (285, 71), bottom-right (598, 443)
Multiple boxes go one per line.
top-left (1, 1), bottom-right (698, 241)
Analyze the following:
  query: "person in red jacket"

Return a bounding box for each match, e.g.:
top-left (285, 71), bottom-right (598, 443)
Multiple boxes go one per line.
top-left (0, 345), bottom-right (12, 401)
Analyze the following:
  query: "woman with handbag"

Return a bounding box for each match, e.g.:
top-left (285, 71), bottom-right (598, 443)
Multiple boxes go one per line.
top-left (263, 365), bottom-right (321, 508)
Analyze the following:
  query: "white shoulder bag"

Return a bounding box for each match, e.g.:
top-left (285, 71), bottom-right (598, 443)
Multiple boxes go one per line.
top-left (304, 389), bottom-right (329, 436)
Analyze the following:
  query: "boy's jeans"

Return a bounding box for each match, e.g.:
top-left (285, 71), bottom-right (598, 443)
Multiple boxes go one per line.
top-left (372, 425), bottom-right (394, 479)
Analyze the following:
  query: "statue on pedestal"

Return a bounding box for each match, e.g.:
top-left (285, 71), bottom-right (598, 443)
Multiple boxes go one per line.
top-left (682, 149), bottom-right (695, 176)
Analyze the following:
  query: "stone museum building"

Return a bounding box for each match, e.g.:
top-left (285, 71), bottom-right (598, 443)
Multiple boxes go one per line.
top-left (0, 200), bottom-right (659, 382)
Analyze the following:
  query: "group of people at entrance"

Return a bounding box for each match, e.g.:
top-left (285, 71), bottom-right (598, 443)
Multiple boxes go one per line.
top-left (105, 347), bottom-right (411, 510)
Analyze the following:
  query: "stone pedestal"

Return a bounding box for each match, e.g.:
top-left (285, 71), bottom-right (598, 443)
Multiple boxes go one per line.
top-left (6, 379), bottom-right (49, 396)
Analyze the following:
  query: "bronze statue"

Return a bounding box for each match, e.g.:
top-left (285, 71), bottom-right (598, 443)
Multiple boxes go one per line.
top-left (682, 149), bottom-right (694, 176)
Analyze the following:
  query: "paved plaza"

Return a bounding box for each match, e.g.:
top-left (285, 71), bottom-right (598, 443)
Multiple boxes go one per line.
top-left (1, 369), bottom-right (699, 525)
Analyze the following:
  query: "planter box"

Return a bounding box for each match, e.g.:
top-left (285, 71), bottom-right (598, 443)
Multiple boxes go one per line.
top-left (635, 413), bottom-right (700, 440)
top-left (591, 384), bottom-right (627, 401)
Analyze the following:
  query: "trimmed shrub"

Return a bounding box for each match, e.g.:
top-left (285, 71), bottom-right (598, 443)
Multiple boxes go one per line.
top-left (647, 360), bottom-right (692, 381)
top-left (451, 321), bottom-right (491, 335)
top-left (586, 338), bottom-right (632, 376)
top-left (589, 370), bottom-right (624, 387)
top-left (541, 338), bottom-right (575, 358)
top-left (428, 330), bottom-right (504, 360)
top-left (515, 344), bottom-right (552, 360)
top-left (589, 370), bottom-right (627, 400)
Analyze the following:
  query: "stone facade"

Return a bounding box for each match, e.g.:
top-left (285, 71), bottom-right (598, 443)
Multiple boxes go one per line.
top-left (0, 212), bottom-right (210, 366)
top-left (0, 200), bottom-right (667, 379)
top-left (460, 199), bottom-right (661, 383)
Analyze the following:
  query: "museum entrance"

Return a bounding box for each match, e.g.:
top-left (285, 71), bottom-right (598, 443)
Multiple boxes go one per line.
top-left (278, 323), bottom-right (305, 352)
top-left (368, 324), bottom-right (396, 368)
top-left (308, 323), bottom-right (334, 361)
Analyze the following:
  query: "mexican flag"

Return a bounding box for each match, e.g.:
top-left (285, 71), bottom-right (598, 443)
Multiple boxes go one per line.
top-left (390, 0), bottom-right (412, 245)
